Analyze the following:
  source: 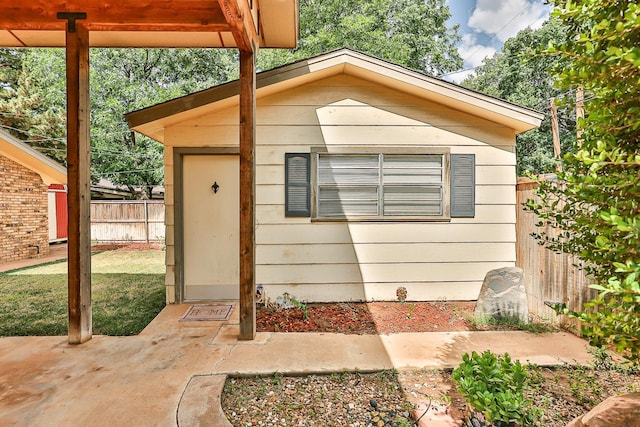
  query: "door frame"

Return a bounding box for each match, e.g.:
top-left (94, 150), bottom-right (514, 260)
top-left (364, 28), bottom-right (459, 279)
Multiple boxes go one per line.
top-left (174, 147), bottom-right (240, 303)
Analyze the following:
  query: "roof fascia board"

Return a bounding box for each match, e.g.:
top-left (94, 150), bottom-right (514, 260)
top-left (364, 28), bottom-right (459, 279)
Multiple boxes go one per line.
top-left (0, 130), bottom-right (67, 184)
top-left (126, 58), bottom-right (316, 130)
top-left (128, 48), bottom-right (544, 139)
top-left (336, 50), bottom-right (544, 131)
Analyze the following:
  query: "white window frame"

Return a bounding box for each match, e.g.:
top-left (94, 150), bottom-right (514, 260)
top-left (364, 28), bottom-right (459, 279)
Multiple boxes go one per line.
top-left (311, 148), bottom-right (451, 221)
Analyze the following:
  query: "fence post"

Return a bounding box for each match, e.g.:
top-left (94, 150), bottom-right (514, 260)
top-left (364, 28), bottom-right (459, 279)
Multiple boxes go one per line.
top-left (144, 199), bottom-right (149, 243)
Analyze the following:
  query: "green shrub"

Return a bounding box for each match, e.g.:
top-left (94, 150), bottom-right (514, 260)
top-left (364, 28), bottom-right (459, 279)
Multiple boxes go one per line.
top-left (452, 350), bottom-right (540, 426)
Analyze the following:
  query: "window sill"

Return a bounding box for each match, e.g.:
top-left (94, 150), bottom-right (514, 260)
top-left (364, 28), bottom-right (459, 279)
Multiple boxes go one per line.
top-left (310, 216), bottom-right (452, 223)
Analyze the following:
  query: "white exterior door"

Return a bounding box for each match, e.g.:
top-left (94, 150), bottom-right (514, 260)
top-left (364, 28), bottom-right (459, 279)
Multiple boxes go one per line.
top-left (182, 154), bottom-right (239, 300)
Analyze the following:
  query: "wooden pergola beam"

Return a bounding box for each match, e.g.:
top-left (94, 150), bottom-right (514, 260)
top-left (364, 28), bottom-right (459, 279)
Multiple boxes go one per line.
top-left (64, 19), bottom-right (92, 344)
top-left (0, 0), bottom-right (228, 30)
top-left (217, 0), bottom-right (259, 52)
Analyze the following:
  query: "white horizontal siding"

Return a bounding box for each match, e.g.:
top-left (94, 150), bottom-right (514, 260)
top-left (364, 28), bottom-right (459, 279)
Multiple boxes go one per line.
top-left (257, 261), bottom-right (510, 284)
top-left (163, 72), bottom-right (521, 302)
top-left (256, 223), bottom-right (516, 244)
top-left (256, 204), bottom-right (515, 224)
top-left (256, 242), bottom-right (515, 264)
top-left (166, 125), bottom-right (238, 147)
top-left (476, 185), bottom-right (516, 205)
top-left (476, 165), bottom-right (516, 185)
top-left (254, 145), bottom-right (515, 166)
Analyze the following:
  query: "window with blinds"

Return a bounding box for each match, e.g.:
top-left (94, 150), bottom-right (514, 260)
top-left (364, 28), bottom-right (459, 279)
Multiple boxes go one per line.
top-left (284, 151), bottom-right (474, 220)
top-left (316, 153), bottom-right (444, 218)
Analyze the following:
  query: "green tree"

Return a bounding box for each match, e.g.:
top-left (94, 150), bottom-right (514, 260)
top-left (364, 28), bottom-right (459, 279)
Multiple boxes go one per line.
top-left (0, 49), bottom-right (24, 91)
top-left (461, 18), bottom-right (574, 175)
top-left (2, 0), bottom-right (462, 195)
top-left (529, 0), bottom-right (640, 360)
top-left (87, 48), bottom-right (238, 197)
top-left (15, 48), bottom-right (238, 197)
top-left (0, 49), bottom-right (66, 163)
top-left (258, 0), bottom-right (462, 75)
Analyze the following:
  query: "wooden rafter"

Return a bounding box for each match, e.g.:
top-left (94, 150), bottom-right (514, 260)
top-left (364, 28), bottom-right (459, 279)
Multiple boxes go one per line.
top-left (0, 0), bottom-right (229, 32)
top-left (217, 0), bottom-right (259, 52)
top-left (0, 0), bottom-right (298, 49)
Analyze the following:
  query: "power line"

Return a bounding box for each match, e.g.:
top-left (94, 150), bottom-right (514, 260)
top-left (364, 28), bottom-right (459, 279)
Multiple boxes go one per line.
top-left (462, 5), bottom-right (530, 67)
top-left (100, 168), bottom-right (163, 175)
top-left (442, 3), bottom-right (548, 78)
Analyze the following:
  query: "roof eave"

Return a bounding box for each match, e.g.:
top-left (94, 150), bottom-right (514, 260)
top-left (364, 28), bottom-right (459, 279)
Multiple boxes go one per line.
top-left (127, 49), bottom-right (544, 143)
top-left (0, 130), bottom-right (67, 185)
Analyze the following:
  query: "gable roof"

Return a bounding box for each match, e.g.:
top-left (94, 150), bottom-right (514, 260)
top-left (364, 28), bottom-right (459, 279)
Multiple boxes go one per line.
top-left (126, 49), bottom-right (544, 142)
top-left (0, 130), bottom-right (67, 185)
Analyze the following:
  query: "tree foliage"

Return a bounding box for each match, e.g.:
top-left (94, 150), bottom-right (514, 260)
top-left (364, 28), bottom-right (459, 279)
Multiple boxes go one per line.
top-left (529, 0), bottom-right (640, 360)
top-left (461, 18), bottom-right (574, 175)
top-left (6, 48), bottom-right (238, 197)
top-left (0, 1), bottom-right (461, 196)
top-left (258, 0), bottom-right (462, 75)
top-left (0, 49), bottom-right (66, 163)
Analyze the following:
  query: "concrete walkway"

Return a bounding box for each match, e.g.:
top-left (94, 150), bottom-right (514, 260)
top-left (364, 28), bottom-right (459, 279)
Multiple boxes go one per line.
top-left (0, 303), bottom-right (595, 427)
top-left (0, 243), bottom-right (67, 273)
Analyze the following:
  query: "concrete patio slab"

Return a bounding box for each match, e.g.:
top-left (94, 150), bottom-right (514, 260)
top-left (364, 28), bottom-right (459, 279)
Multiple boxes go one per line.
top-left (177, 375), bottom-right (232, 427)
top-left (380, 330), bottom-right (593, 369)
top-left (0, 303), bottom-right (596, 427)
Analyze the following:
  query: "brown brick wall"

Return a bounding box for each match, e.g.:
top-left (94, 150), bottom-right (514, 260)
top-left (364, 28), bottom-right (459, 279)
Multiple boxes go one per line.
top-left (0, 155), bottom-right (51, 263)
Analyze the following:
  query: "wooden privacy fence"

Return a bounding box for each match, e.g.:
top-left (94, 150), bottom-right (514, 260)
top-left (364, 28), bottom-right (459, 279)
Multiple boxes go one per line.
top-left (91, 200), bottom-right (165, 243)
top-left (516, 177), bottom-right (596, 327)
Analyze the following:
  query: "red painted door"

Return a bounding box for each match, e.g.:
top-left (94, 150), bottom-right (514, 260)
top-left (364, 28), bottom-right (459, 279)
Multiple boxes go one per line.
top-left (50, 185), bottom-right (68, 239)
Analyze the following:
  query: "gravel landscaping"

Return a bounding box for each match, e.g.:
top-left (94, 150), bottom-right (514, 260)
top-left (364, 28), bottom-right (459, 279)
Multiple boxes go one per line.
top-left (221, 302), bottom-right (639, 426)
top-left (222, 363), bottom-right (639, 426)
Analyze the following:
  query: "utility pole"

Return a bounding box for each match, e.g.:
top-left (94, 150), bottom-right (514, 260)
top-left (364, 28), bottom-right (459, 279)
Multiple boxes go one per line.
top-left (550, 97), bottom-right (562, 171)
top-left (576, 85), bottom-right (584, 143)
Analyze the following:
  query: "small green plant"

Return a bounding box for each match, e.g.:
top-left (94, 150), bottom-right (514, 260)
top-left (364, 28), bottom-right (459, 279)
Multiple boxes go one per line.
top-left (566, 365), bottom-right (601, 406)
top-left (392, 416), bottom-right (412, 427)
top-left (588, 346), bottom-right (616, 371)
top-left (469, 313), bottom-right (557, 334)
top-left (438, 393), bottom-right (452, 406)
top-left (452, 350), bottom-right (541, 426)
top-left (406, 303), bottom-right (415, 319)
top-left (272, 372), bottom-right (282, 386)
top-left (289, 296), bottom-right (309, 320)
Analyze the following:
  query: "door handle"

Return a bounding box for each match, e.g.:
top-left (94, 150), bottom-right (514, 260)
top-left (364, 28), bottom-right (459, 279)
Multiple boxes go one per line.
top-left (212, 181), bottom-right (220, 194)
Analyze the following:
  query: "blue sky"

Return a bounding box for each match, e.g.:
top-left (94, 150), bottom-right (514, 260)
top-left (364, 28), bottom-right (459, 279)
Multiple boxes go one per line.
top-left (445, 0), bottom-right (552, 81)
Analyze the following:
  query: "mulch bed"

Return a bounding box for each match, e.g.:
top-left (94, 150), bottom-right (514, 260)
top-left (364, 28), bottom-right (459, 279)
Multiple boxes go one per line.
top-left (91, 242), bottom-right (164, 252)
top-left (256, 301), bottom-right (477, 334)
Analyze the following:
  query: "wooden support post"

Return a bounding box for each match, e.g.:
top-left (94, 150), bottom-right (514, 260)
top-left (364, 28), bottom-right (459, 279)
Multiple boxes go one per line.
top-left (238, 48), bottom-right (256, 340)
top-left (64, 18), bottom-right (92, 344)
top-left (576, 85), bottom-right (584, 143)
top-left (549, 97), bottom-right (562, 172)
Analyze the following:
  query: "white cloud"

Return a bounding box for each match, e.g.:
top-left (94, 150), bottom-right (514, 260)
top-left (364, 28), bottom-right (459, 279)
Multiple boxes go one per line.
top-left (458, 33), bottom-right (497, 69)
top-left (468, 0), bottom-right (551, 43)
top-left (444, 33), bottom-right (496, 83)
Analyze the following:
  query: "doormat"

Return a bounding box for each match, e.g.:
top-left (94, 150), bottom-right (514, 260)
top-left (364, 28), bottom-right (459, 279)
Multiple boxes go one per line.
top-left (180, 304), bottom-right (233, 322)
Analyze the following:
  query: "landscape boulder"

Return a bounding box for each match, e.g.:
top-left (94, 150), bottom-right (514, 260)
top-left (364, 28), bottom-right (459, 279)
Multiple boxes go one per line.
top-left (565, 392), bottom-right (640, 427)
top-left (474, 267), bottom-right (528, 323)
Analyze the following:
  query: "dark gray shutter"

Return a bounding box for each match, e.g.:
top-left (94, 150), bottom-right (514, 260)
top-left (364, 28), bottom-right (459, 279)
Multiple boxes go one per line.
top-left (450, 154), bottom-right (475, 217)
top-left (285, 153), bottom-right (311, 217)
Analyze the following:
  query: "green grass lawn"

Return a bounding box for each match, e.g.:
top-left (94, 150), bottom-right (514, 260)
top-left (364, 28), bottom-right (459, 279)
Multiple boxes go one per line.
top-left (0, 250), bottom-right (165, 337)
